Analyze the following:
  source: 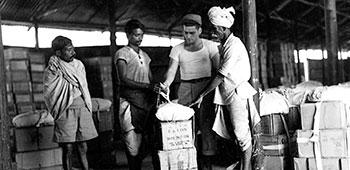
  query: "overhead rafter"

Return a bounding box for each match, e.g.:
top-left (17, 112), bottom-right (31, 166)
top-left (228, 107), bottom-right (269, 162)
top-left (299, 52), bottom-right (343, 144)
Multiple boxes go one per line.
top-left (271, 0), bottom-right (292, 13)
top-left (30, 0), bottom-right (57, 20)
top-left (64, 4), bottom-right (80, 21)
top-left (86, 4), bottom-right (105, 23)
top-left (297, 0), bottom-right (350, 19)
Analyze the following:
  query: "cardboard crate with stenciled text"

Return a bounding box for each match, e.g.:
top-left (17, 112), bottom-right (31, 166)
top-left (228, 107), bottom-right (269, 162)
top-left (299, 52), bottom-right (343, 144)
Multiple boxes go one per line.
top-left (158, 147), bottom-right (197, 170)
top-left (155, 120), bottom-right (194, 151)
top-left (296, 128), bottom-right (350, 158)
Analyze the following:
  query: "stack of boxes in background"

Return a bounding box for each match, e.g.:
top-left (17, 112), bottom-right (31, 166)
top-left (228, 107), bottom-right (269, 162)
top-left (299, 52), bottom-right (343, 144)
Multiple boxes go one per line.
top-left (4, 48), bottom-right (62, 169)
top-left (4, 48), bottom-right (47, 115)
top-left (15, 126), bottom-right (62, 170)
top-left (294, 101), bottom-right (350, 170)
top-left (155, 120), bottom-right (197, 169)
top-left (5, 48), bottom-right (35, 116)
top-left (29, 52), bottom-right (46, 110)
top-left (84, 57), bottom-right (113, 102)
top-left (82, 56), bottom-right (116, 168)
top-left (259, 106), bottom-right (300, 170)
top-left (83, 56), bottom-right (114, 133)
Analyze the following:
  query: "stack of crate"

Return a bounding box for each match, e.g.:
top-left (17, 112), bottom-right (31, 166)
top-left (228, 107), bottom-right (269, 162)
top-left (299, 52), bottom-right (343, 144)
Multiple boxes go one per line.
top-left (83, 56), bottom-right (113, 101)
top-left (4, 48), bottom-right (47, 115)
top-left (29, 52), bottom-right (46, 110)
top-left (4, 48), bottom-right (61, 169)
top-left (259, 106), bottom-right (300, 170)
top-left (82, 56), bottom-right (116, 168)
top-left (83, 56), bottom-right (114, 134)
top-left (294, 101), bottom-right (350, 170)
top-left (4, 48), bottom-right (35, 116)
top-left (15, 126), bottom-right (63, 170)
top-left (155, 120), bottom-right (197, 169)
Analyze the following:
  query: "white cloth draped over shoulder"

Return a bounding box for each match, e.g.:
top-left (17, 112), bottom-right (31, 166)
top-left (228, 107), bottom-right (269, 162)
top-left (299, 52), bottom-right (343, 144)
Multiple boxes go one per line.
top-left (44, 56), bottom-right (92, 120)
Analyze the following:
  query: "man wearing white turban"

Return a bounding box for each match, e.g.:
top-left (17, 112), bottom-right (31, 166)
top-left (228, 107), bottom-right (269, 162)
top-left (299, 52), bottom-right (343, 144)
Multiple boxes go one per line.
top-left (190, 6), bottom-right (260, 170)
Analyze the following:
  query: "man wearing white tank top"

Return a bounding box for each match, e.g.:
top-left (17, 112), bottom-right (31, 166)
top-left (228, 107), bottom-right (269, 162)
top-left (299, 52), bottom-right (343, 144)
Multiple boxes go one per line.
top-left (161, 14), bottom-right (220, 170)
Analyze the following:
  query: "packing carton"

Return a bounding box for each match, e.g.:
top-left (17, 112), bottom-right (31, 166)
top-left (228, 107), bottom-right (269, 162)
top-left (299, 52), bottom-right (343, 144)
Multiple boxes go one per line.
top-left (300, 101), bottom-right (350, 130)
top-left (296, 129), bottom-right (350, 158)
top-left (156, 120), bottom-right (193, 150)
top-left (308, 158), bottom-right (340, 170)
top-left (293, 157), bottom-right (307, 170)
top-left (262, 156), bottom-right (287, 170)
top-left (16, 148), bottom-right (62, 169)
top-left (158, 147), bottom-right (197, 170)
top-left (259, 133), bottom-right (296, 156)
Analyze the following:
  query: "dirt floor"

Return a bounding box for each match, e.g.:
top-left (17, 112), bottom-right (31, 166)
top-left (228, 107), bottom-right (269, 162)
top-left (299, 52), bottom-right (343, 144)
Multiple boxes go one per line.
top-left (72, 138), bottom-right (241, 170)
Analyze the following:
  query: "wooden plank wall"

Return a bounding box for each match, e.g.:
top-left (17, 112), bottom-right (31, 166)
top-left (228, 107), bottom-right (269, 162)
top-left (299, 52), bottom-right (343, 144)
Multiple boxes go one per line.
top-left (269, 42), bottom-right (298, 87)
top-left (258, 41), bottom-right (268, 90)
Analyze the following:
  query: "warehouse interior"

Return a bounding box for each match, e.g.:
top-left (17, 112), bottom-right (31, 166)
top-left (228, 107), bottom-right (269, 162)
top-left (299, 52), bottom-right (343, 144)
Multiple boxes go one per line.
top-left (1, 0), bottom-right (350, 169)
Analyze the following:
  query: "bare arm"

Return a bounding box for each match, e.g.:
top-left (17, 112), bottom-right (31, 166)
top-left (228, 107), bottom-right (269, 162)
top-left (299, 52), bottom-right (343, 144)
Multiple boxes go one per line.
top-left (201, 73), bottom-right (224, 98)
top-left (162, 58), bottom-right (179, 88)
top-left (211, 52), bottom-right (221, 70)
top-left (189, 73), bottom-right (224, 107)
top-left (117, 59), bottom-right (151, 90)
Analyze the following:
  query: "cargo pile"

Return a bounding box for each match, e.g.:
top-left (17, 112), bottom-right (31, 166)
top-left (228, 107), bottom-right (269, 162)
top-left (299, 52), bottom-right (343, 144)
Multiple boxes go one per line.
top-left (4, 48), bottom-right (62, 170)
top-left (155, 102), bottom-right (197, 170)
top-left (259, 81), bottom-right (350, 170)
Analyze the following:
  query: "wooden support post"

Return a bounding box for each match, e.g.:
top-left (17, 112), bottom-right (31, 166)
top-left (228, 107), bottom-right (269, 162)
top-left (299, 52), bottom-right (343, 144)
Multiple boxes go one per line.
top-left (321, 43), bottom-right (326, 84)
top-left (242, 0), bottom-right (259, 109)
top-left (108, 0), bottom-right (117, 57)
top-left (324, 0), bottom-right (338, 85)
top-left (0, 14), bottom-right (12, 170)
top-left (34, 22), bottom-right (39, 50)
top-left (108, 0), bottom-right (120, 149)
top-left (293, 10), bottom-right (302, 84)
top-left (263, 0), bottom-right (273, 88)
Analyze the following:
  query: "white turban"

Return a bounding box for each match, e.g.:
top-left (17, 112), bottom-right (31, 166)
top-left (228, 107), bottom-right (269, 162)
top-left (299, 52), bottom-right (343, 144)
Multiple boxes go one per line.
top-left (208, 6), bottom-right (236, 28)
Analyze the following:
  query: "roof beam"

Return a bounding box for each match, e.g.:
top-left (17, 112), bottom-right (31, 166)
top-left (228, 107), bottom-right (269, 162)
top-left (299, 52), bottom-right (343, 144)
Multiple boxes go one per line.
top-left (299, 6), bottom-right (315, 18)
top-left (30, 0), bottom-right (57, 20)
top-left (114, 2), bottom-right (139, 24)
top-left (274, 0), bottom-right (292, 12)
top-left (64, 4), bottom-right (80, 21)
top-left (297, 0), bottom-right (350, 19)
top-left (270, 12), bottom-right (310, 28)
top-left (86, 5), bottom-right (104, 23)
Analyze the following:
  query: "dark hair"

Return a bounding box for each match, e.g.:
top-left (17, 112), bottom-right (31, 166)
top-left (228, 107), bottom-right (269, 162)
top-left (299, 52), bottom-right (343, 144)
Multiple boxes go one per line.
top-left (124, 19), bottom-right (145, 34)
top-left (51, 36), bottom-right (72, 51)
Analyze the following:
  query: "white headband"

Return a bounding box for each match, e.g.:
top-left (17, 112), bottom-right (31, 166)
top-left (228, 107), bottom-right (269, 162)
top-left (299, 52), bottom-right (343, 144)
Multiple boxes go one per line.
top-left (208, 6), bottom-right (235, 28)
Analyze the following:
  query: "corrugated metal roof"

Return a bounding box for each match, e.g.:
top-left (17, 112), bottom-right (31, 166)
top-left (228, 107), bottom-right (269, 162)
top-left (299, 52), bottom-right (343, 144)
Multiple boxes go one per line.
top-left (1, 0), bottom-right (350, 49)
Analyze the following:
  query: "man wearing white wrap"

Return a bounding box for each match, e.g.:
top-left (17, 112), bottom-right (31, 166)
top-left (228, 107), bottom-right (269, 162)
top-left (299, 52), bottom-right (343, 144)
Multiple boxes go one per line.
top-left (44, 36), bottom-right (98, 170)
top-left (190, 6), bottom-right (259, 170)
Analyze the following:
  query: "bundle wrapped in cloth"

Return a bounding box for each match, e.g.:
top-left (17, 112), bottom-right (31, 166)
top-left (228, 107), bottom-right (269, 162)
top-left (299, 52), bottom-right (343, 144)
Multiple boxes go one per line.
top-left (308, 85), bottom-right (350, 104)
top-left (12, 110), bottom-right (54, 128)
top-left (284, 81), bottom-right (323, 106)
top-left (91, 98), bottom-right (112, 112)
top-left (156, 102), bottom-right (195, 121)
top-left (259, 90), bottom-right (290, 116)
top-left (155, 87), bottom-right (194, 121)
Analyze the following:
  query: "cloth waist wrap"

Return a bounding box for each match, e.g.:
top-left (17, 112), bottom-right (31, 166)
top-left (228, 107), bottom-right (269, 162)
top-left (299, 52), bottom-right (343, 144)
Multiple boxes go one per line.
top-left (120, 88), bottom-right (153, 133)
top-left (180, 77), bottom-right (211, 83)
